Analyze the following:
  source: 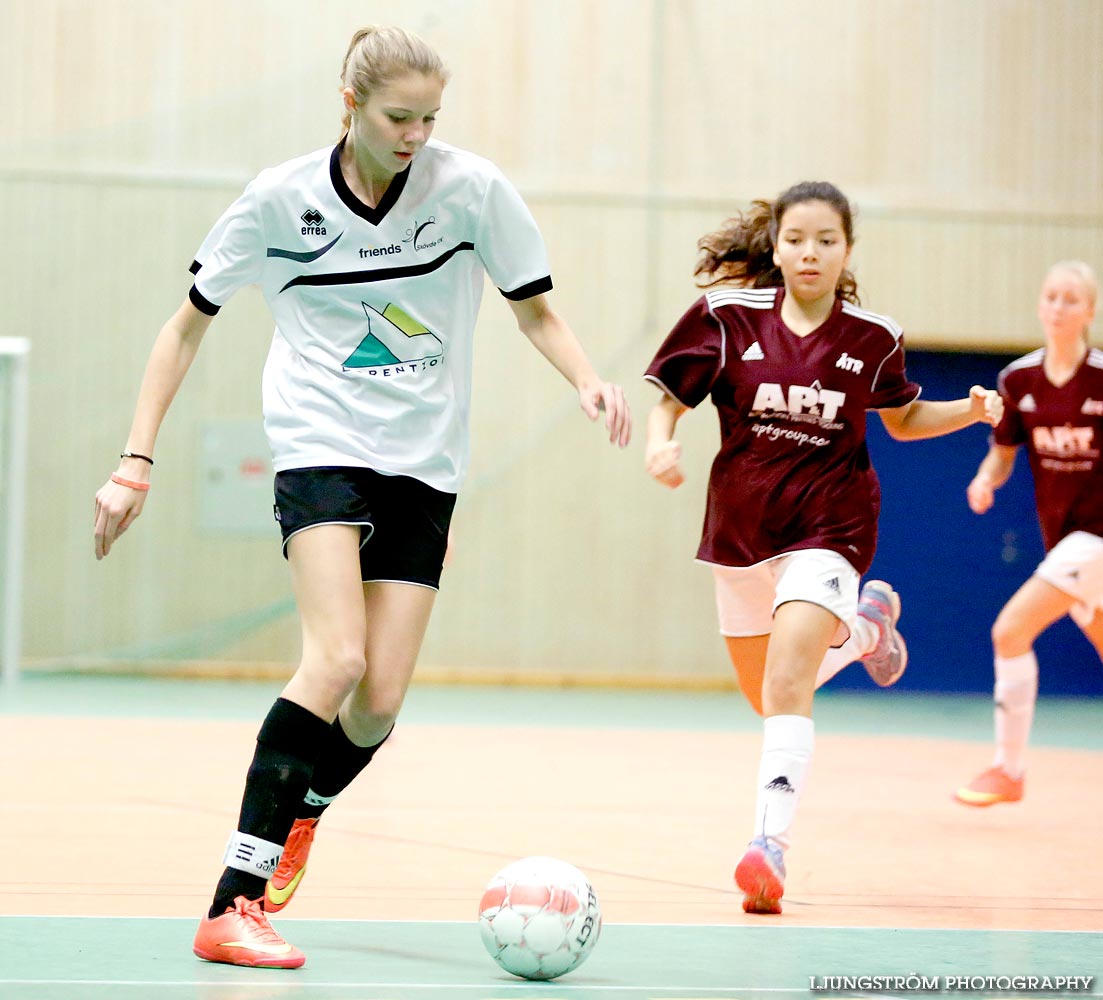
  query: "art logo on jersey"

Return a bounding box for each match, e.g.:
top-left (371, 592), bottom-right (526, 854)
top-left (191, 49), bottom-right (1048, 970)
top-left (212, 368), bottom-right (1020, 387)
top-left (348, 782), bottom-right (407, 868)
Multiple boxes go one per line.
top-left (747, 381), bottom-right (845, 448)
top-left (1031, 425), bottom-right (1098, 459)
top-left (751, 381), bottom-right (846, 422)
top-left (300, 208), bottom-right (327, 235)
top-left (342, 302), bottom-right (443, 372)
top-left (402, 216), bottom-right (445, 252)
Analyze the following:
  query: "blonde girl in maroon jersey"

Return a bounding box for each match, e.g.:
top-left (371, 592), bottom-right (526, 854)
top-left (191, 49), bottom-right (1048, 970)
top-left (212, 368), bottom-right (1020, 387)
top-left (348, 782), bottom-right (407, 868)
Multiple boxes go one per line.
top-left (956, 261), bottom-right (1100, 808)
top-left (644, 181), bottom-right (1002, 913)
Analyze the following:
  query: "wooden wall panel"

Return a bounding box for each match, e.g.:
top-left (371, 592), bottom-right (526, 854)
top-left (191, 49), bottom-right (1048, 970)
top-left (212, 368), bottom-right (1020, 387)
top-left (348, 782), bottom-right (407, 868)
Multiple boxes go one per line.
top-left (3, 0), bottom-right (1101, 677)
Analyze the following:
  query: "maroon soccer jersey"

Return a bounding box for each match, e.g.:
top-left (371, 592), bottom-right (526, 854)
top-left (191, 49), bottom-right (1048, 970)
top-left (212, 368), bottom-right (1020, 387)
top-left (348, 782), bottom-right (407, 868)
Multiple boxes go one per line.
top-left (994, 347), bottom-right (1103, 550)
top-left (645, 287), bottom-right (920, 574)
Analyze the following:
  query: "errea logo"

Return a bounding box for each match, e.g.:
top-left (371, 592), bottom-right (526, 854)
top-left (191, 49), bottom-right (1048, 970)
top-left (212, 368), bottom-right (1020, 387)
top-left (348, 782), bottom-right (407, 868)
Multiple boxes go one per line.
top-left (301, 208), bottom-right (327, 236)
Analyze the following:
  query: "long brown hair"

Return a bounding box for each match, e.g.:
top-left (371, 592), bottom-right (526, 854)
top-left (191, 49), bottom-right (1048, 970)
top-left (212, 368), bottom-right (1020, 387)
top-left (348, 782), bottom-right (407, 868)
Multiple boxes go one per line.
top-left (695, 181), bottom-right (860, 305)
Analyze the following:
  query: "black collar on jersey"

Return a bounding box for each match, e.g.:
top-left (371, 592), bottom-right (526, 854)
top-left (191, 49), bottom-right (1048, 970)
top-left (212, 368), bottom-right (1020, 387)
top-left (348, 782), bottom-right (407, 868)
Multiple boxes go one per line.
top-left (330, 136), bottom-right (410, 226)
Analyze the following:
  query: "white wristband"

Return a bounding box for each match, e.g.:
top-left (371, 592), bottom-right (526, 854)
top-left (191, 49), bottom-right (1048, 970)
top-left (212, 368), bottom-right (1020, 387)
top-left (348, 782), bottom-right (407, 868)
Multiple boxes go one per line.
top-left (222, 831), bottom-right (284, 880)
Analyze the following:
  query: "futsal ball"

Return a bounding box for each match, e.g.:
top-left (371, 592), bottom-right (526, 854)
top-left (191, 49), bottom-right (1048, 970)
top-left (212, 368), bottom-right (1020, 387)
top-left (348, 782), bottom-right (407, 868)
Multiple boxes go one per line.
top-left (478, 856), bottom-right (602, 980)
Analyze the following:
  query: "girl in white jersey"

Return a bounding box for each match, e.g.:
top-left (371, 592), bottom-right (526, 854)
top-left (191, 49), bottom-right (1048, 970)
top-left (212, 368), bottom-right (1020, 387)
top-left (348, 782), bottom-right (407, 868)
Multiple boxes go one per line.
top-left (956, 261), bottom-right (1101, 808)
top-left (93, 26), bottom-right (630, 969)
top-left (644, 181), bottom-right (1002, 914)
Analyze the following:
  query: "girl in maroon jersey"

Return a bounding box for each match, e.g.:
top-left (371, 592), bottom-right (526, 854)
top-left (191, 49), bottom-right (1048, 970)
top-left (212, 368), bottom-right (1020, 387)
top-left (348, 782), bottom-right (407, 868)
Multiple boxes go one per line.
top-left (956, 261), bottom-right (1100, 808)
top-left (644, 181), bottom-right (1002, 914)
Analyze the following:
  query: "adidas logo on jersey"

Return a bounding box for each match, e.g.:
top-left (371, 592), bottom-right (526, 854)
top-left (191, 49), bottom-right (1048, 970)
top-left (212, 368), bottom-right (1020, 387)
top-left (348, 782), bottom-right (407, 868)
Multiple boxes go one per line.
top-left (1019, 394), bottom-right (1036, 412)
top-left (824, 576), bottom-right (841, 594)
top-left (741, 342), bottom-right (765, 361)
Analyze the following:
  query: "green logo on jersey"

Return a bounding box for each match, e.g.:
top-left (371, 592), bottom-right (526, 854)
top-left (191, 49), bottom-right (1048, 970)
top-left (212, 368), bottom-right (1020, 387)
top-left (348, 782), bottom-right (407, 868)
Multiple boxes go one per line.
top-left (343, 302), bottom-right (443, 369)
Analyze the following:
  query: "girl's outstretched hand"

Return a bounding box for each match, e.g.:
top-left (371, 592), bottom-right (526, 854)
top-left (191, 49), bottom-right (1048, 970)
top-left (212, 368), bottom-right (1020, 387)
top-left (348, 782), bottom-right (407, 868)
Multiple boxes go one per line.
top-left (970, 385), bottom-right (1003, 426)
top-left (579, 380), bottom-right (632, 448)
top-left (94, 476), bottom-right (148, 559)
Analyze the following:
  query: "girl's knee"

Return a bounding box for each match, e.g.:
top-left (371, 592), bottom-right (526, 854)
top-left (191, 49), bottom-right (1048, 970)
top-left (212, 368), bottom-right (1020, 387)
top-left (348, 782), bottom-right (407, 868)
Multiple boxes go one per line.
top-left (991, 615), bottom-right (1034, 658)
top-left (298, 646), bottom-right (367, 701)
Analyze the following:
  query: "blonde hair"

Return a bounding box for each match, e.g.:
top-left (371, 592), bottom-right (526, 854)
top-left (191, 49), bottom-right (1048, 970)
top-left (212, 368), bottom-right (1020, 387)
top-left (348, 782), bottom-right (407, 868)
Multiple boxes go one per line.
top-left (1043, 260), bottom-right (1098, 343)
top-left (1045, 260), bottom-right (1098, 308)
top-left (340, 26), bottom-right (449, 134)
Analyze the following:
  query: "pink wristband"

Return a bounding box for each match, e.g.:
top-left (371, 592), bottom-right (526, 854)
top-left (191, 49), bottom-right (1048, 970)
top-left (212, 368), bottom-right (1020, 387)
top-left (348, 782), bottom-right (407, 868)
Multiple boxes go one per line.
top-left (111, 474), bottom-right (151, 492)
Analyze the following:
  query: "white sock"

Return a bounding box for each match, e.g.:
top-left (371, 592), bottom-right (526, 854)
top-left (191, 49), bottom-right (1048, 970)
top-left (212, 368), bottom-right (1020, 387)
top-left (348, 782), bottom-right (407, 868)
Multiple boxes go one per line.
top-left (752, 714), bottom-right (814, 851)
top-left (992, 652), bottom-right (1037, 779)
top-left (814, 617), bottom-right (875, 686)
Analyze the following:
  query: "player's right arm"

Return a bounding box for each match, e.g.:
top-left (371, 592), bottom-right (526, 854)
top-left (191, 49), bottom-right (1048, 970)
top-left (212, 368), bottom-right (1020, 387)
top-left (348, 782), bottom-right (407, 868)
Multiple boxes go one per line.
top-left (645, 392), bottom-right (688, 489)
top-left (94, 298), bottom-right (214, 560)
top-left (966, 442), bottom-right (1017, 515)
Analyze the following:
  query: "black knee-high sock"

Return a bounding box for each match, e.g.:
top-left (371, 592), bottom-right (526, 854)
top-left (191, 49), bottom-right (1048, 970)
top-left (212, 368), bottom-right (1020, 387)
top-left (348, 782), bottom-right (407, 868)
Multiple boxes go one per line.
top-left (298, 717), bottom-right (393, 820)
top-left (209, 697), bottom-right (331, 917)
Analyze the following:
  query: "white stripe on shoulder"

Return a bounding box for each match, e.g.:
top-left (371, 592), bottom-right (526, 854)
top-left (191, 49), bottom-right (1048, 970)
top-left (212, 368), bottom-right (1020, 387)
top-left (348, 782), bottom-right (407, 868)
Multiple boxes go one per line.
top-left (841, 301), bottom-right (903, 340)
top-left (1003, 348), bottom-right (1045, 374)
top-left (1087, 348), bottom-right (1103, 369)
top-left (643, 373), bottom-right (694, 409)
top-left (706, 287), bottom-right (778, 310)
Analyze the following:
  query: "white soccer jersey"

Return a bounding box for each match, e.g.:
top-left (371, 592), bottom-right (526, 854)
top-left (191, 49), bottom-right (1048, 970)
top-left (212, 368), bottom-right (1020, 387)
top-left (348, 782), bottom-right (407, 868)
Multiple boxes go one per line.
top-left (190, 137), bottom-right (552, 492)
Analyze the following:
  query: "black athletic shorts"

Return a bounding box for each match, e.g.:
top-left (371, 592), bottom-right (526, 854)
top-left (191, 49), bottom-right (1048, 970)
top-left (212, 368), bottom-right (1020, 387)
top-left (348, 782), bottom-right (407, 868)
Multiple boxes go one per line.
top-left (273, 467), bottom-right (457, 589)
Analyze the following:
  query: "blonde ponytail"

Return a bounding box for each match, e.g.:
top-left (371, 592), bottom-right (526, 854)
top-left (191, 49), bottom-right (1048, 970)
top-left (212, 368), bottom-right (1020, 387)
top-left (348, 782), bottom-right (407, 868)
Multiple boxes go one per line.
top-left (339, 26), bottom-right (449, 134)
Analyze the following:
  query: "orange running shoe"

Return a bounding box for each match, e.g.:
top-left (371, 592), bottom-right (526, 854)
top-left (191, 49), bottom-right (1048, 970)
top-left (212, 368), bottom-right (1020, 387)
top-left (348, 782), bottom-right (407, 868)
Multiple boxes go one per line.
top-left (264, 817), bottom-right (318, 913)
top-left (193, 895), bottom-right (305, 968)
top-left (734, 837), bottom-right (786, 915)
top-left (954, 765), bottom-right (1024, 807)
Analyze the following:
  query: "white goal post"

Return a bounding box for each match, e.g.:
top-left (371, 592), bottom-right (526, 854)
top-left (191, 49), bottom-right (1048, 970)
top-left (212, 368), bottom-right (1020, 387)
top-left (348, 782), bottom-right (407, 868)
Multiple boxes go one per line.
top-left (0, 338), bottom-right (30, 687)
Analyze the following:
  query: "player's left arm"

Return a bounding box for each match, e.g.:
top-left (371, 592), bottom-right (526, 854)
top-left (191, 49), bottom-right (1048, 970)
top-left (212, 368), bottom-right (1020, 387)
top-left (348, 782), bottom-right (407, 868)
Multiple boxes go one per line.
top-left (877, 386), bottom-right (1002, 441)
top-left (509, 293), bottom-right (631, 447)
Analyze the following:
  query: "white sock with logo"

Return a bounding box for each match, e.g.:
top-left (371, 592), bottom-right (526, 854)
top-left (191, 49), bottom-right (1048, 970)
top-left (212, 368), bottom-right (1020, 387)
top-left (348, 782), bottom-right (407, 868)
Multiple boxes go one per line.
top-left (814, 617), bottom-right (876, 686)
top-left (752, 714), bottom-right (814, 851)
top-left (992, 652), bottom-right (1037, 779)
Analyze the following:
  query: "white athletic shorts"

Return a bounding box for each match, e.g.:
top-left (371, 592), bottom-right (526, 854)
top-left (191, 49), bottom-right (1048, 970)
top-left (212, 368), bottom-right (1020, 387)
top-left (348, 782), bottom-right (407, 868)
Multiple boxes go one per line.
top-left (706, 548), bottom-right (860, 645)
top-left (1035, 530), bottom-right (1103, 628)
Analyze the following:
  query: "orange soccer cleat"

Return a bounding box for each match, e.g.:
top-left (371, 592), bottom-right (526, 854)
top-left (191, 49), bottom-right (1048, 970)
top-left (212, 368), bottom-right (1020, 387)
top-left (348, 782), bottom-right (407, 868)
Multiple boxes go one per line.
top-left (264, 817), bottom-right (319, 913)
top-left (954, 765), bottom-right (1024, 807)
top-left (734, 837), bottom-right (786, 915)
top-left (193, 895), bottom-right (305, 968)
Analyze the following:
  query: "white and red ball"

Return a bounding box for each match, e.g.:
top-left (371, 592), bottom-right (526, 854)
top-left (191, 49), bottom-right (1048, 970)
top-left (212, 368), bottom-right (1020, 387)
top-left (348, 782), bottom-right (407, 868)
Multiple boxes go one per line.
top-left (478, 856), bottom-right (602, 980)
